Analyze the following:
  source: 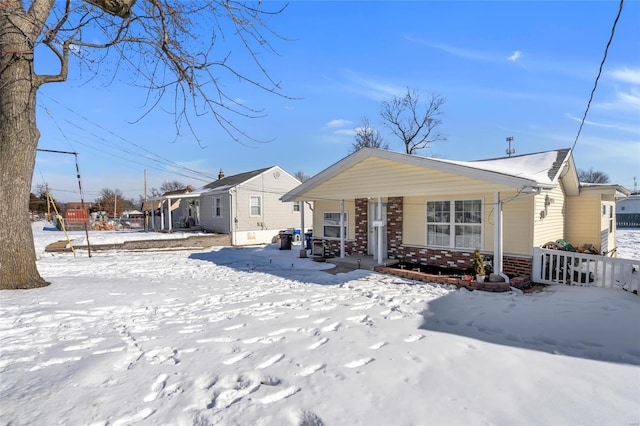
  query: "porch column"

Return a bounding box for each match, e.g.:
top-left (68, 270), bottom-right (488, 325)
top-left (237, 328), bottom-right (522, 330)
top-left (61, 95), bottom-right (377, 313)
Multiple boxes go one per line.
top-left (151, 203), bottom-right (155, 230)
top-left (168, 199), bottom-right (173, 232)
top-left (300, 201), bottom-right (307, 258)
top-left (160, 200), bottom-right (165, 231)
top-left (493, 192), bottom-right (503, 274)
top-left (377, 197), bottom-right (383, 265)
top-left (340, 199), bottom-right (345, 258)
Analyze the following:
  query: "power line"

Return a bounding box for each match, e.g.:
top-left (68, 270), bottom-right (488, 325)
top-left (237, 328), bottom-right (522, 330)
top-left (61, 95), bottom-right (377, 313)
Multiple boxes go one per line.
top-left (571, 0), bottom-right (624, 152)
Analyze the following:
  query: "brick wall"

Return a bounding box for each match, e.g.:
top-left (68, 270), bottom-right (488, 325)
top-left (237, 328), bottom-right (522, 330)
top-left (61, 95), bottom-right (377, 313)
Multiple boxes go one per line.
top-left (387, 197), bottom-right (403, 258)
top-left (354, 198), bottom-right (368, 254)
top-left (503, 256), bottom-right (533, 276)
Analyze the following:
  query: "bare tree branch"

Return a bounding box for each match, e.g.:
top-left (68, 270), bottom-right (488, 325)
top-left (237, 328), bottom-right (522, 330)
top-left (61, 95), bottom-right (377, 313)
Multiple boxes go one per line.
top-left (380, 88), bottom-right (446, 155)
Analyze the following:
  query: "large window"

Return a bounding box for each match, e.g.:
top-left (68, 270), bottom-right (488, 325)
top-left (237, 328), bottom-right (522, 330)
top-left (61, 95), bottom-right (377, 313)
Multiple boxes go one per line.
top-left (214, 197), bottom-right (222, 217)
top-left (250, 195), bottom-right (262, 217)
top-left (426, 199), bottom-right (482, 249)
top-left (323, 212), bottom-right (347, 238)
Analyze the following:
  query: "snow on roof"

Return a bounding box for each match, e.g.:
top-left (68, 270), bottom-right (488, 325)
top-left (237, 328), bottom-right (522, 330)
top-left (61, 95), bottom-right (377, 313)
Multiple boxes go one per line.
top-left (441, 150), bottom-right (570, 185)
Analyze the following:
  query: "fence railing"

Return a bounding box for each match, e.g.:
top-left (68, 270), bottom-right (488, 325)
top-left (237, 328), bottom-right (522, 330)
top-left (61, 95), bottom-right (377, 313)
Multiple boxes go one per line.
top-left (532, 247), bottom-right (639, 294)
top-left (617, 213), bottom-right (640, 228)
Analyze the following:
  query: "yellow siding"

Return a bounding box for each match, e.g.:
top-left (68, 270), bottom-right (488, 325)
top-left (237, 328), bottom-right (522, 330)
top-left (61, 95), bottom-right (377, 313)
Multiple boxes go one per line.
top-left (566, 194), bottom-right (601, 250)
top-left (313, 199), bottom-right (356, 240)
top-left (532, 186), bottom-right (566, 249)
top-left (305, 157), bottom-right (515, 200)
top-left (502, 195), bottom-right (535, 255)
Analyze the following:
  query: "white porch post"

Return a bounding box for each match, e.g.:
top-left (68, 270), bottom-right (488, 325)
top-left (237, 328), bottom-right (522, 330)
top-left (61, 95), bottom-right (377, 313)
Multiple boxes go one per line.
top-left (160, 200), bottom-right (165, 231)
top-left (493, 192), bottom-right (503, 275)
top-left (377, 197), bottom-right (384, 265)
top-left (168, 199), bottom-right (173, 232)
top-left (300, 201), bottom-right (307, 257)
top-left (151, 203), bottom-right (155, 230)
top-left (340, 199), bottom-right (345, 258)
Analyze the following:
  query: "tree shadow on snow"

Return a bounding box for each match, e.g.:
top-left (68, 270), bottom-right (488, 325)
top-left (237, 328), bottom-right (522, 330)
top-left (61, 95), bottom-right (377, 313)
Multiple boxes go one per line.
top-left (419, 286), bottom-right (640, 366)
top-left (189, 244), bottom-right (370, 286)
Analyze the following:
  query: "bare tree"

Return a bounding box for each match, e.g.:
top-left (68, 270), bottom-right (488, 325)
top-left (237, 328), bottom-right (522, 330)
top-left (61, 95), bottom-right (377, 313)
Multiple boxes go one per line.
top-left (380, 88), bottom-right (446, 155)
top-left (95, 188), bottom-right (131, 217)
top-left (294, 171), bottom-right (310, 183)
top-left (578, 168), bottom-right (610, 184)
top-left (350, 117), bottom-right (388, 153)
top-left (1, 1), bottom-right (288, 289)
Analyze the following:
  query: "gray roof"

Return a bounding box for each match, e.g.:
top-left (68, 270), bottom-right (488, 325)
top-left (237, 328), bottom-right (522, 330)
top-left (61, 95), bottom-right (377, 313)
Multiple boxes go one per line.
top-left (203, 167), bottom-right (272, 191)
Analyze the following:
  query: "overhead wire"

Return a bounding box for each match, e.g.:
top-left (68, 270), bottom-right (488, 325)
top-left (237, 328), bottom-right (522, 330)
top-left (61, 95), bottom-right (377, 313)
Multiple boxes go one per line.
top-left (571, 0), bottom-right (624, 152)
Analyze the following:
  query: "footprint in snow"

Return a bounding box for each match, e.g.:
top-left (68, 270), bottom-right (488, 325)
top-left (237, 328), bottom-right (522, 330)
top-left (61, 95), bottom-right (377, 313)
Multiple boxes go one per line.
top-left (224, 323), bottom-right (246, 331)
top-left (290, 408), bottom-right (324, 426)
top-left (259, 386), bottom-right (300, 404)
top-left (321, 322), bottom-right (340, 332)
top-left (307, 337), bottom-right (329, 350)
top-left (369, 341), bottom-right (387, 350)
top-left (111, 407), bottom-right (155, 426)
top-left (223, 351), bottom-right (251, 365)
top-left (345, 358), bottom-right (374, 368)
top-left (257, 353), bottom-right (285, 369)
top-left (297, 363), bottom-right (325, 377)
top-left (143, 374), bottom-right (168, 402)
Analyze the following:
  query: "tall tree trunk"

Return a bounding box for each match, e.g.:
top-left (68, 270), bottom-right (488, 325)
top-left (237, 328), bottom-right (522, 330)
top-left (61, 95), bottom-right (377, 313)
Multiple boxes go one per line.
top-left (0, 8), bottom-right (50, 289)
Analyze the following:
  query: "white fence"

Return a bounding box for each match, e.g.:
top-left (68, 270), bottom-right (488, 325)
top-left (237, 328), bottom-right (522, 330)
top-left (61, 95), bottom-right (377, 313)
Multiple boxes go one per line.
top-left (532, 247), bottom-right (639, 294)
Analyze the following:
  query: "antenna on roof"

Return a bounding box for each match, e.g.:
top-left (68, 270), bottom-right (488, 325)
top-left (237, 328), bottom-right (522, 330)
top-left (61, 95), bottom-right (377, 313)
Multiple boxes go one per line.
top-left (505, 136), bottom-right (515, 157)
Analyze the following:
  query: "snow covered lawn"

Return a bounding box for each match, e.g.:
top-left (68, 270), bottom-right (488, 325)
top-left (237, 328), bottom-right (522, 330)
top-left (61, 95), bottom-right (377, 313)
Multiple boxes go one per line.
top-left (1, 224), bottom-right (639, 425)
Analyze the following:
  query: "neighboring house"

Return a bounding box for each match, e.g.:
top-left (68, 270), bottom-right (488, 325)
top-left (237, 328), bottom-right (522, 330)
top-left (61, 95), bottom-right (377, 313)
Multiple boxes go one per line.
top-left (281, 148), bottom-right (629, 278)
top-left (150, 167), bottom-right (311, 246)
top-left (616, 194), bottom-right (640, 228)
top-left (150, 185), bottom-right (199, 230)
top-left (198, 166), bottom-right (311, 245)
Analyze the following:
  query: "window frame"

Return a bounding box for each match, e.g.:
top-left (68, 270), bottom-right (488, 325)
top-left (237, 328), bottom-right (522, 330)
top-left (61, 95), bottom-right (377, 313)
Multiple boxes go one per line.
top-left (249, 195), bottom-right (262, 217)
top-left (214, 196), bottom-right (222, 217)
top-left (323, 211), bottom-right (348, 239)
top-left (426, 198), bottom-right (483, 249)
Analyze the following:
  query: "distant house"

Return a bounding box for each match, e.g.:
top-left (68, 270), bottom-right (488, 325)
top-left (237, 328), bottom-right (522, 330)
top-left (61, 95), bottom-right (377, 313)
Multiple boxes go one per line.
top-left (150, 167), bottom-right (311, 246)
top-left (151, 185), bottom-right (199, 230)
top-left (281, 148), bottom-right (629, 278)
top-left (616, 193), bottom-right (640, 228)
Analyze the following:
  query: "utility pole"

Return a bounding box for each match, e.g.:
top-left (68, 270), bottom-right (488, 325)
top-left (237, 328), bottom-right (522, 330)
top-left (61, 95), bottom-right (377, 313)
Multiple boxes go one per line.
top-left (506, 136), bottom-right (515, 157)
top-left (114, 194), bottom-right (117, 218)
top-left (45, 183), bottom-right (51, 221)
top-left (144, 169), bottom-right (149, 230)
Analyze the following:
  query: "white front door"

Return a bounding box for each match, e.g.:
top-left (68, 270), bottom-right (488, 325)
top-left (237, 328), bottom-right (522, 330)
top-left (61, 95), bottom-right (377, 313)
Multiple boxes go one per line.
top-left (368, 201), bottom-right (387, 260)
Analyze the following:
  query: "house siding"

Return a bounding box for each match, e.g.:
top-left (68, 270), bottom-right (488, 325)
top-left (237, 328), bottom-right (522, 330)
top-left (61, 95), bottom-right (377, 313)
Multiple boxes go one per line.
top-left (312, 199), bottom-right (356, 240)
top-left (199, 193), bottom-right (231, 234)
top-left (234, 168), bottom-right (308, 234)
top-left (532, 186), bottom-right (566, 250)
top-left (565, 193), bottom-right (604, 252)
top-left (303, 157), bottom-right (517, 200)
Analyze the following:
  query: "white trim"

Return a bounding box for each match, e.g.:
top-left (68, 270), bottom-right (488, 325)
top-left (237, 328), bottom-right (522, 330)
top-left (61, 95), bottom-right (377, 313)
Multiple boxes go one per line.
top-left (281, 148), bottom-right (563, 202)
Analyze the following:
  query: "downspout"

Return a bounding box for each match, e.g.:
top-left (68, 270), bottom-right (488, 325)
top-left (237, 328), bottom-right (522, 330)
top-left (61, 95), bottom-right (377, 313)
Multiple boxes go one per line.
top-left (229, 190), bottom-right (235, 246)
top-left (494, 187), bottom-right (542, 283)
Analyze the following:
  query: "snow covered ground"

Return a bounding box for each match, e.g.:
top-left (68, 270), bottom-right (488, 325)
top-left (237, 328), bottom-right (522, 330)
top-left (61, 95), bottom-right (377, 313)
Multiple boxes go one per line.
top-left (1, 224), bottom-right (639, 426)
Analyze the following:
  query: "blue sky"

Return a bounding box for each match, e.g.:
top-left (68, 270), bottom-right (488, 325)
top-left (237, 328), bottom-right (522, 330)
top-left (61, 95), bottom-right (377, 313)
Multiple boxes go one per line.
top-left (33, 1), bottom-right (640, 203)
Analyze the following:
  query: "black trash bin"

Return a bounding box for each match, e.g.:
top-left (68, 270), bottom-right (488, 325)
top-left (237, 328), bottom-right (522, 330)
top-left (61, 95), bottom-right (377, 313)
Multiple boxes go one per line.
top-left (279, 231), bottom-right (292, 250)
top-left (304, 232), bottom-right (313, 250)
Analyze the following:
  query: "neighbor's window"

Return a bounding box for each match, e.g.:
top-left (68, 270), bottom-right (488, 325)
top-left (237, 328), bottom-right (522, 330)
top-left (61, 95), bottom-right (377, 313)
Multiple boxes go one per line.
top-left (250, 195), bottom-right (262, 216)
top-left (293, 202), bottom-right (301, 212)
top-left (323, 212), bottom-right (347, 238)
top-left (214, 197), bottom-right (222, 217)
top-left (427, 199), bottom-right (482, 249)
